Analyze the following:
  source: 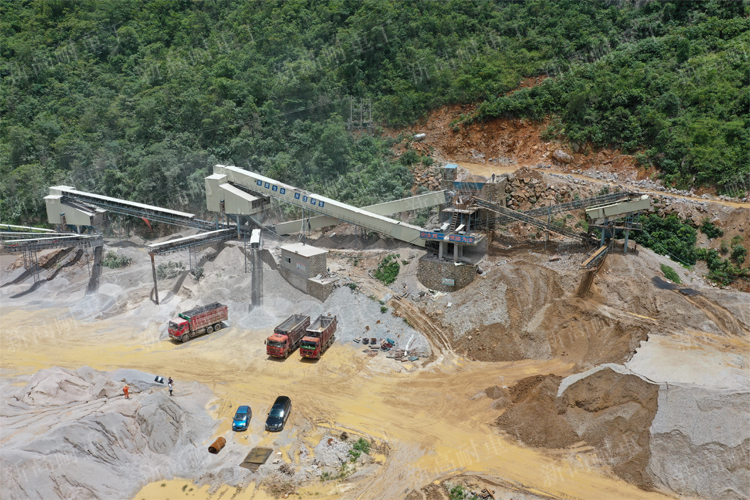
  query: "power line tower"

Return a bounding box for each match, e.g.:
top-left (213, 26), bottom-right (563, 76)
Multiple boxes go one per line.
top-left (348, 97), bottom-right (372, 132)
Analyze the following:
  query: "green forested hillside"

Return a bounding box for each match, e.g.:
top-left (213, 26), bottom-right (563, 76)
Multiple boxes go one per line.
top-left (1, 0), bottom-right (748, 225)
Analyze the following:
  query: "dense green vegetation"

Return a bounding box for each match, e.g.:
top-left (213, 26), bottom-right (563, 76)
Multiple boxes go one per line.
top-left (467, 2), bottom-right (750, 192)
top-left (374, 253), bottom-right (400, 285)
top-left (700, 217), bottom-right (724, 239)
top-left (636, 213), bottom-right (748, 285)
top-left (2, 1), bottom-right (747, 227)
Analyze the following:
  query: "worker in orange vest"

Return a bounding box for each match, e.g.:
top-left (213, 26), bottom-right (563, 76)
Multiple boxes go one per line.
top-left (123, 385), bottom-right (129, 399)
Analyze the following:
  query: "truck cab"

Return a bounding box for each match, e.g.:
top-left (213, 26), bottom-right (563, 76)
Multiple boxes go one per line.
top-left (300, 337), bottom-right (320, 358)
top-left (168, 318), bottom-right (190, 340)
top-left (266, 333), bottom-right (289, 357)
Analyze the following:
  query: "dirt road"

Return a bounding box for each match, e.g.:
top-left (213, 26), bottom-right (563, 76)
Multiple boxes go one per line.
top-left (455, 160), bottom-right (750, 209)
top-left (0, 306), bottom-right (679, 500)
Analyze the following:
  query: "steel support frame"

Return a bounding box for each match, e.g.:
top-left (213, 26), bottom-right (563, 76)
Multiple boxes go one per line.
top-left (60, 194), bottom-right (227, 232)
top-left (484, 191), bottom-right (637, 228)
top-left (474, 198), bottom-right (597, 245)
top-left (149, 232), bottom-right (235, 256)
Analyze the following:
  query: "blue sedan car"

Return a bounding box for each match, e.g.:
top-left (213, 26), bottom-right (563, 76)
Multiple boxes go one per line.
top-left (232, 405), bottom-right (252, 431)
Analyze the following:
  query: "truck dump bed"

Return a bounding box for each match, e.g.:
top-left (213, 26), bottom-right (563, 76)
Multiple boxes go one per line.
top-left (306, 315), bottom-right (336, 337)
top-left (275, 314), bottom-right (310, 334)
top-left (180, 302), bottom-right (224, 319)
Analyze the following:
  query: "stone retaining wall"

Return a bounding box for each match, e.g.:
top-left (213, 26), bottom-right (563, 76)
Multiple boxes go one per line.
top-left (417, 257), bottom-right (477, 292)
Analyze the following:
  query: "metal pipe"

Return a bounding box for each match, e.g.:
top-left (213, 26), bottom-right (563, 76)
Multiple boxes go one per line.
top-left (150, 253), bottom-right (159, 305)
top-left (208, 437), bottom-right (226, 454)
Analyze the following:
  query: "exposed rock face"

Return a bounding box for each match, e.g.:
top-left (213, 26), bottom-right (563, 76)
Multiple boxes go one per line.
top-left (0, 367), bottom-right (217, 500)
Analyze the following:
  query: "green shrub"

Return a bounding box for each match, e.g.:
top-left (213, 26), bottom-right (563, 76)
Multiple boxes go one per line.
top-left (374, 254), bottom-right (400, 285)
top-left (731, 244), bottom-right (747, 265)
top-left (348, 282), bottom-right (357, 290)
top-left (190, 267), bottom-right (204, 281)
top-left (731, 235), bottom-right (743, 247)
top-left (637, 214), bottom-right (747, 284)
top-left (399, 149), bottom-right (420, 167)
top-left (449, 485), bottom-right (467, 500)
top-left (720, 241), bottom-right (729, 254)
top-left (349, 438), bottom-right (371, 462)
top-left (101, 251), bottom-right (132, 269)
top-left (699, 218), bottom-right (724, 239)
top-left (696, 248), bottom-right (749, 285)
top-left (414, 208), bottom-right (432, 228)
top-left (660, 264), bottom-right (682, 284)
top-left (156, 261), bottom-right (185, 280)
top-left (635, 215), bottom-right (697, 265)
top-left (380, 306), bottom-right (388, 314)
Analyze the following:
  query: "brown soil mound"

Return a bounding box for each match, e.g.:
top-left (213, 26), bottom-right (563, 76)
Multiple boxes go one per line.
top-left (495, 374), bottom-right (579, 449)
top-left (495, 368), bottom-right (659, 490)
top-left (448, 261), bottom-right (650, 369)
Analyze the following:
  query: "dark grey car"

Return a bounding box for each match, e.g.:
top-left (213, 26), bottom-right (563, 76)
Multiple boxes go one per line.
top-left (265, 396), bottom-right (291, 432)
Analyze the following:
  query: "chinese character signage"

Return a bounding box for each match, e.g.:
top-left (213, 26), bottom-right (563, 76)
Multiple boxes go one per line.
top-left (419, 231), bottom-right (474, 244)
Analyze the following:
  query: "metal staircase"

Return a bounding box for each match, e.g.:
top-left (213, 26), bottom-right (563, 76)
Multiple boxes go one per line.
top-left (448, 211), bottom-right (460, 232)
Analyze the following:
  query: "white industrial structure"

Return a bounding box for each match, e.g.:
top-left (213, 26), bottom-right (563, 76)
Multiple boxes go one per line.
top-left (207, 164), bottom-right (449, 247)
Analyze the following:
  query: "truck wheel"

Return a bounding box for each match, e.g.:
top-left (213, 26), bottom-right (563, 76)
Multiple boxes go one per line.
top-left (181, 333), bottom-right (191, 343)
top-left (206, 326), bottom-right (214, 334)
top-left (214, 323), bottom-right (222, 331)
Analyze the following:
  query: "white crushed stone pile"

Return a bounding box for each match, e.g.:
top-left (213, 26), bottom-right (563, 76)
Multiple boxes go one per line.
top-left (0, 366), bottom-right (217, 500)
top-left (647, 386), bottom-right (750, 500)
top-left (312, 434), bottom-right (351, 468)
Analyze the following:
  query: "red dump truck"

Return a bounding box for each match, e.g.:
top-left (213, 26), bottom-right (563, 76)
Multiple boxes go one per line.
top-left (266, 314), bottom-right (310, 358)
top-left (300, 315), bottom-right (337, 359)
top-left (168, 303), bottom-right (228, 343)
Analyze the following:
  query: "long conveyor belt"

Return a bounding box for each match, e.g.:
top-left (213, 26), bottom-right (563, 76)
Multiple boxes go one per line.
top-left (473, 198), bottom-right (598, 244)
top-left (482, 191), bottom-right (637, 227)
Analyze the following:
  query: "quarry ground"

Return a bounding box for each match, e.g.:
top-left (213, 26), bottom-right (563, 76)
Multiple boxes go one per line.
top-left (2, 103), bottom-right (749, 499)
top-left (2, 192), bottom-right (748, 500)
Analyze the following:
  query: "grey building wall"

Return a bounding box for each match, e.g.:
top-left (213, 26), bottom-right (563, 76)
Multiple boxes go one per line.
top-left (277, 268), bottom-right (333, 302)
top-left (280, 249), bottom-right (327, 279)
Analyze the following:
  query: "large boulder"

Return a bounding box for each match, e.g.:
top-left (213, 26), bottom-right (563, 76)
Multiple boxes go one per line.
top-left (553, 150), bottom-right (573, 164)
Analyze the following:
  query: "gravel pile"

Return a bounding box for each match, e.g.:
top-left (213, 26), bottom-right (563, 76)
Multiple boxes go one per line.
top-left (0, 367), bottom-right (218, 500)
top-left (429, 267), bottom-right (510, 340)
top-left (312, 434), bottom-right (351, 467)
top-left (322, 287), bottom-right (432, 355)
